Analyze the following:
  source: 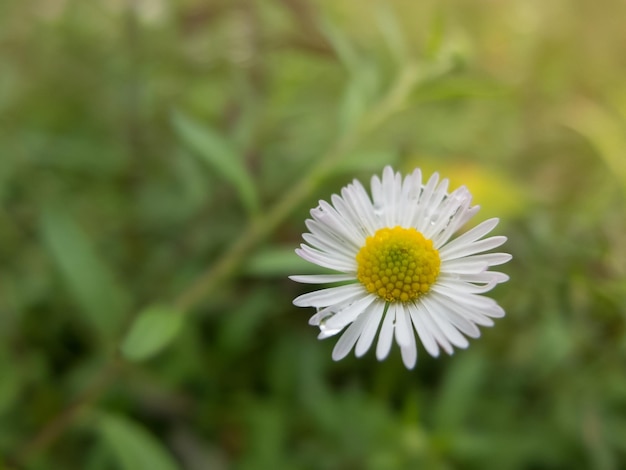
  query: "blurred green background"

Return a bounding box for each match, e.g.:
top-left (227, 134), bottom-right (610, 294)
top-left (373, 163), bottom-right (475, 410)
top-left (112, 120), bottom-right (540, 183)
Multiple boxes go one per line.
top-left (2, 0), bottom-right (626, 469)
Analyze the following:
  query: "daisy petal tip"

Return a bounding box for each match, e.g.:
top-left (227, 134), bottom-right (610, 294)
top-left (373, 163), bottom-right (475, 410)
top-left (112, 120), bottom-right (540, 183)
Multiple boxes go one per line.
top-left (425, 347), bottom-right (440, 359)
top-left (401, 349), bottom-right (417, 369)
top-left (375, 346), bottom-right (391, 362)
top-left (331, 349), bottom-right (349, 362)
top-left (317, 329), bottom-right (339, 339)
top-left (354, 348), bottom-right (368, 358)
top-left (497, 253), bottom-right (513, 264)
top-left (292, 297), bottom-right (307, 307)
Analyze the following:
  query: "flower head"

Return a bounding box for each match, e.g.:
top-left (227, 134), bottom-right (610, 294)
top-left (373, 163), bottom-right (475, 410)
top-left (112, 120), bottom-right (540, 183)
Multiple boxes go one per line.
top-left (290, 166), bottom-right (511, 369)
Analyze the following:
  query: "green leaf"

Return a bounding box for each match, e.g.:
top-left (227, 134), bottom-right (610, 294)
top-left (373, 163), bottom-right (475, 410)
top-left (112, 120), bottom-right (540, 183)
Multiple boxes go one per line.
top-left (433, 352), bottom-right (485, 432)
top-left (171, 110), bottom-right (259, 214)
top-left (337, 65), bottom-right (379, 134)
top-left (413, 76), bottom-right (507, 102)
top-left (564, 100), bottom-right (626, 192)
top-left (217, 289), bottom-right (275, 353)
top-left (40, 206), bottom-right (129, 338)
top-left (120, 305), bottom-right (183, 362)
top-left (374, 4), bottom-right (409, 64)
top-left (320, 19), bottom-right (361, 73)
top-left (425, 11), bottom-right (445, 59)
top-left (0, 351), bottom-right (20, 415)
top-left (97, 413), bottom-right (181, 470)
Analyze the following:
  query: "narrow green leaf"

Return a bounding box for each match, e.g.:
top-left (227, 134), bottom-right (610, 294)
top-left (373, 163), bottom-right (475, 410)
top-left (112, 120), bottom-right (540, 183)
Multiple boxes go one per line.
top-left (374, 4), bottom-right (409, 64)
top-left (338, 79), bottom-right (368, 134)
top-left (218, 289), bottom-right (275, 353)
top-left (320, 20), bottom-right (361, 73)
top-left (425, 11), bottom-right (445, 59)
top-left (413, 76), bottom-right (507, 102)
top-left (337, 65), bottom-right (379, 134)
top-left (97, 413), bottom-right (181, 470)
top-left (40, 206), bottom-right (128, 337)
top-left (171, 111), bottom-right (259, 214)
top-left (565, 100), bottom-right (626, 192)
top-left (433, 352), bottom-right (485, 432)
top-left (0, 351), bottom-right (20, 415)
top-left (120, 305), bottom-right (183, 362)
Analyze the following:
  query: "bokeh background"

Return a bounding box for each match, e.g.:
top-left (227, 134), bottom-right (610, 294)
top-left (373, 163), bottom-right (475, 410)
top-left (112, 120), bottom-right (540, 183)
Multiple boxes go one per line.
top-left (2, 0), bottom-right (626, 469)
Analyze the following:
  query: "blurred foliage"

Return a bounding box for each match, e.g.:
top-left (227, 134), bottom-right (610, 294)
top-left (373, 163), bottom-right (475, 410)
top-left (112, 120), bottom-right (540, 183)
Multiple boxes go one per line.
top-left (1, 0), bottom-right (626, 469)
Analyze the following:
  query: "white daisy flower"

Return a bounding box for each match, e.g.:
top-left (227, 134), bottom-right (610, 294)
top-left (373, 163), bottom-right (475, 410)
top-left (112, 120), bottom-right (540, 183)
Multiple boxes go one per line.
top-left (290, 166), bottom-right (511, 369)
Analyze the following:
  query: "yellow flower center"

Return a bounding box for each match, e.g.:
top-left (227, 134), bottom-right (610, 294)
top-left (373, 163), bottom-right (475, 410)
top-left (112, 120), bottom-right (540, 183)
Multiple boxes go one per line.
top-left (356, 226), bottom-right (440, 303)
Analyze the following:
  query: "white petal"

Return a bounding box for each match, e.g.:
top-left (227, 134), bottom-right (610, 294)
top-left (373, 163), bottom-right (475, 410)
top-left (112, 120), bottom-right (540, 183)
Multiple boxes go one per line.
top-left (399, 168), bottom-right (423, 227)
top-left (429, 291), bottom-right (493, 329)
top-left (458, 271), bottom-right (510, 285)
top-left (324, 294), bottom-right (377, 330)
top-left (422, 296), bottom-right (469, 349)
top-left (376, 304), bottom-right (395, 361)
top-left (289, 274), bottom-right (356, 284)
top-left (311, 200), bottom-right (363, 248)
top-left (433, 279), bottom-right (499, 295)
top-left (380, 166), bottom-right (402, 226)
top-left (317, 323), bottom-right (343, 339)
top-left (296, 245), bottom-right (356, 272)
top-left (341, 180), bottom-right (378, 235)
top-left (370, 173), bottom-right (383, 214)
top-left (433, 194), bottom-right (474, 247)
top-left (441, 258), bottom-right (489, 274)
top-left (427, 293), bottom-right (481, 338)
top-left (411, 173), bottom-right (439, 231)
top-left (423, 178), bottom-right (450, 228)
top-left (482, 302), bottom-right (506, 318)
top-left (417, 299), bottom-right (454, 355)
top-left (394, 303), bottom-right (412, 348)
top-left (400, 336), bottom-right (417, 369)
top-left (332, 312), bottom-right (368, 361)
top-left (431, 290), bottom-right (505, 322)
top-left (446, 205), bottom-right (481, 239)
top-left (423, 186), bottom-right (469, 241)
top-left (442, 236), bottom-right (508, 260)
top-left (470, 252), bottom-right (513, 266)
top-left (431, 282), bottom-right (505, 306)
top-left (331, 193), bottom-right (369, 244)
top-left (407, 302), bottom-right (440, 357)
top-left (316, 322), bottom-right (339, 338)
top-left (302, 227), bottom-right (357, 259)
top-left (309, 306), bottom-right (334, 326)
top-left (308, 292), bottom-right (371, 325)
top-left (293, 283), bottom-right (364, 307)
top-left (439, 218), bottom-right (500, 257)
top-left (355, 301), bottom-right (385, 357)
